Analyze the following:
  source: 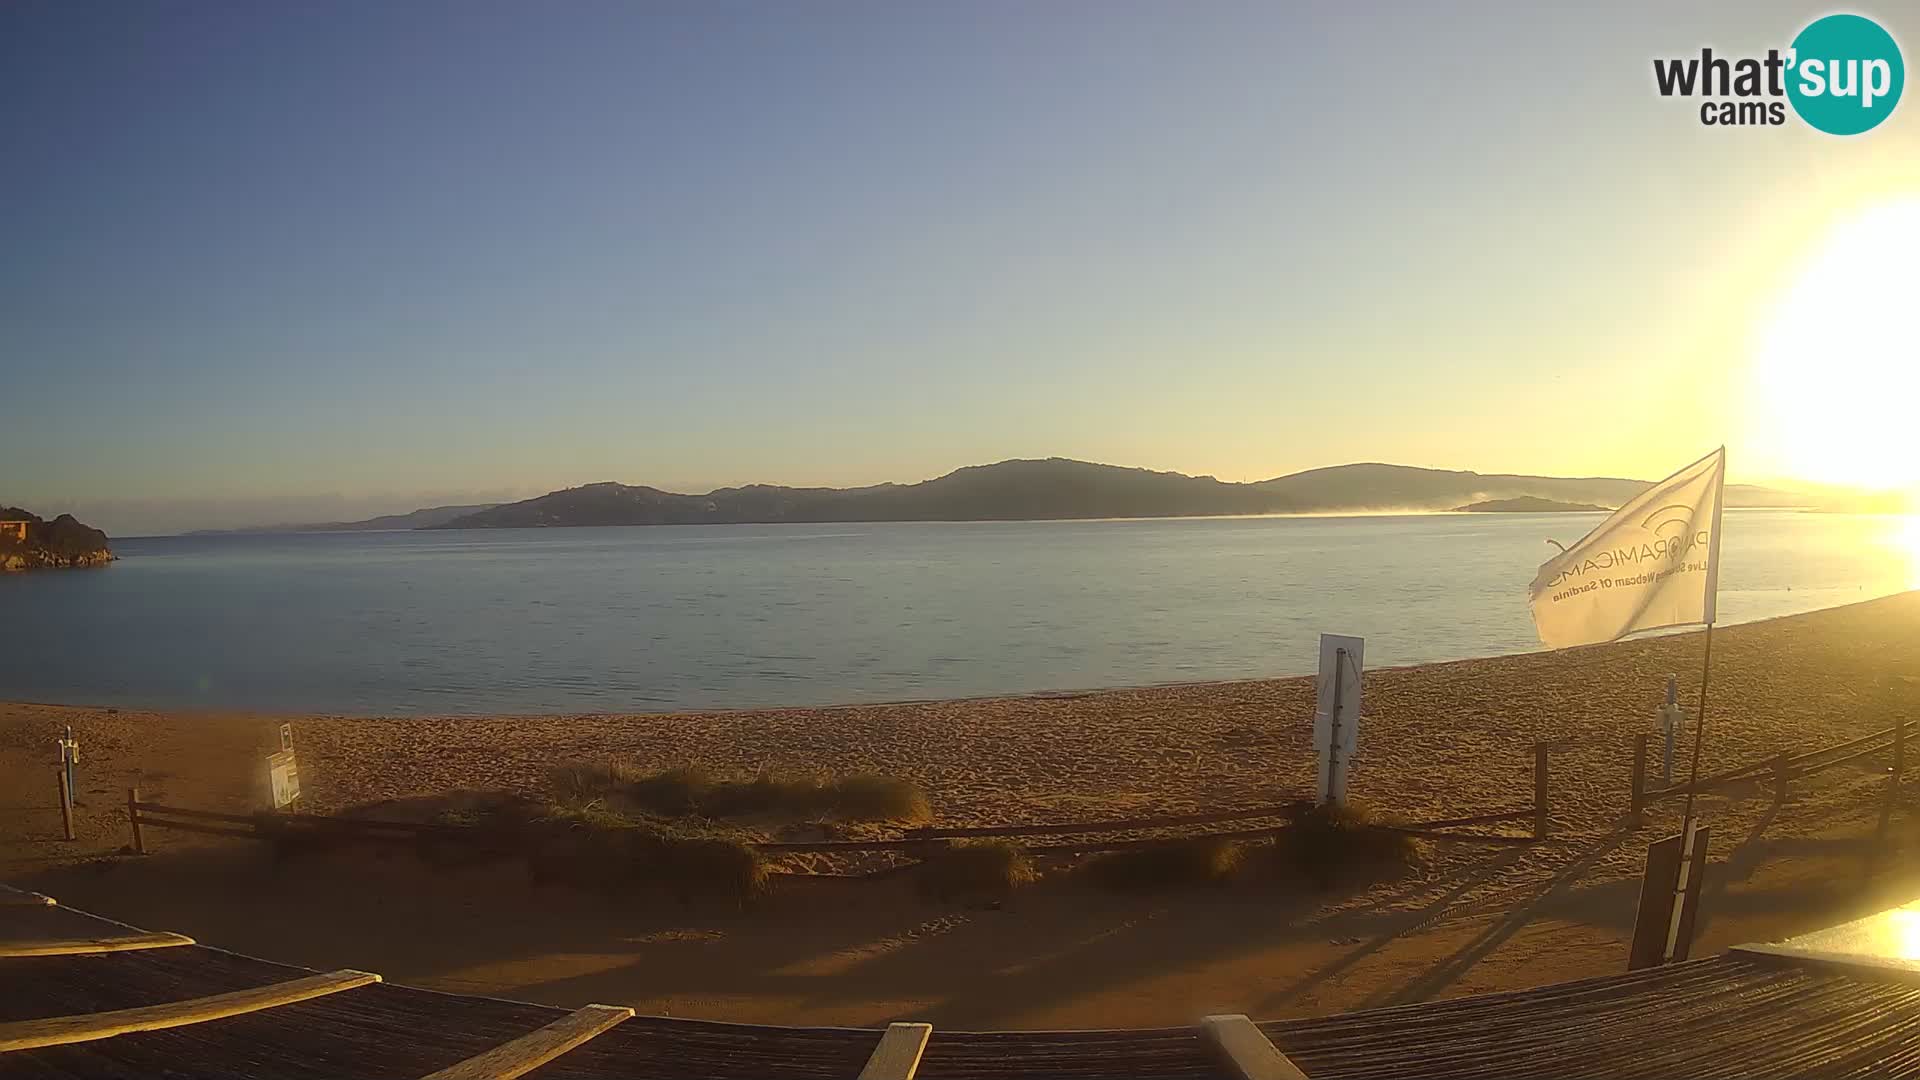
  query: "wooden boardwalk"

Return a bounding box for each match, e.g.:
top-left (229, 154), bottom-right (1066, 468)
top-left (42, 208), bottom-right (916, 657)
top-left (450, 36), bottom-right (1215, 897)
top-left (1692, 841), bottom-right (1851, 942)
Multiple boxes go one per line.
top-left (3, 881), bottom-right (1920, 1078)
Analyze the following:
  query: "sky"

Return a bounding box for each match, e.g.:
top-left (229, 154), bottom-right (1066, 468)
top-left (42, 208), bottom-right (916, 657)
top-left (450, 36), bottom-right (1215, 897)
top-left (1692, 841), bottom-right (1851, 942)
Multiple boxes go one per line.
top-left (3, 2), bottom-right (1916, 534)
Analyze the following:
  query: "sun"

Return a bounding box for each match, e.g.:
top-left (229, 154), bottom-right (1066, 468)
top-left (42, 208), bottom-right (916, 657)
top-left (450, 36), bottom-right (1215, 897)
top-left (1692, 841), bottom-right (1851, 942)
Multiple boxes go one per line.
top-left (1749, 199), bottom-right (1920, 494)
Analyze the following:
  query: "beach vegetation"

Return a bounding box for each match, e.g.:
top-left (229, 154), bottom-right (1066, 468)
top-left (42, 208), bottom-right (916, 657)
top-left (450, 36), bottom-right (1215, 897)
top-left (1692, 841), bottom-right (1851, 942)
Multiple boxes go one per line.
top-left (913, 839), bottom-right (1037, 899)
top-left (553, 761), bottom-right (931, 824)
top-left (1261, 801), bottom-right (1423, 888)
top-left (527, 798), bottom-right (770, 902)
top-left (333, 786), bottom-right (769, 900)
top-left (1078, 836), bottom-right (1245, 891)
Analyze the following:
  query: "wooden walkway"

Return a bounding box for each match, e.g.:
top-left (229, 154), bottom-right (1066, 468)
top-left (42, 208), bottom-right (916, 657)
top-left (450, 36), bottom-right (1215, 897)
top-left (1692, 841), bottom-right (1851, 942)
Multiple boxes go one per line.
top-left (3, 882), bottom-right (1920, 1078)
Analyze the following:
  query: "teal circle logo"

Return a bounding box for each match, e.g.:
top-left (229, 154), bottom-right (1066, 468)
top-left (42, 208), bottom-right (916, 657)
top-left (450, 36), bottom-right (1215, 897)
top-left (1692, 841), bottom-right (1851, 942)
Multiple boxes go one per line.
top-left (1787, 14), bottom-right (1904, 135)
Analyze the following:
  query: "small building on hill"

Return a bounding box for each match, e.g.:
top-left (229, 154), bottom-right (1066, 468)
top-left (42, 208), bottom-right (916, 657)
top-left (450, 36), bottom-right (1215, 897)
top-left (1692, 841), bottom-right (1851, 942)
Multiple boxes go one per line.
top-left (0, 518), bottom-right (28, 543)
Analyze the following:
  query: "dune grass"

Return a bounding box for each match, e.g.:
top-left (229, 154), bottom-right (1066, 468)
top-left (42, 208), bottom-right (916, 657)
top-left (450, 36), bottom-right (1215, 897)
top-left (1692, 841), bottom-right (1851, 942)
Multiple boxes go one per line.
top-left (914, 839), bottom-right (1038, 899)
top-left (1262, 801), bottom-right (1423, 888)
top-left (527, 798), bottom-right (769, 902)
top-left (1079, 836), bottom-right (1245, 891)
top-left (555, 762), bottom-right (931, 824)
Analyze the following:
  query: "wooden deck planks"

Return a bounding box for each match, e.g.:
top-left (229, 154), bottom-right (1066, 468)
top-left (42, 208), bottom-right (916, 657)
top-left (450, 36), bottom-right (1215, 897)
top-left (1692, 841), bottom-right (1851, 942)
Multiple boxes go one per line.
top-left (0, 932), bottom-right (194, 958)
top-left (857, 1022), bottom-right (934, 1080)
top-left (1203, 1014), bottom-right (1309, 1080)
top-left (418, 1003), bottom-right (634, 1080)
top-left (0, 968), bottom-right (380, 1052)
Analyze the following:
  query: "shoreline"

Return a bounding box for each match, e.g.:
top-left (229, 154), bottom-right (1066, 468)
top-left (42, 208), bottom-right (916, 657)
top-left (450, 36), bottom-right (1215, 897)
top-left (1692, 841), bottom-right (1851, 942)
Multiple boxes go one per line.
top-left (5, 591), bottom-right (1914, 833)
top-left (5, 590), bottom-right (1918, 1028)
top-left (2, 588), bottom-right (1908, 722)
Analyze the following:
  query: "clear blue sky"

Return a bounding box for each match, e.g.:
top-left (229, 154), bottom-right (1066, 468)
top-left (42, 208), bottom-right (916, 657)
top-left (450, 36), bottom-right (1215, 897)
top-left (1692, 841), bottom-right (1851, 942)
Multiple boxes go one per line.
top-left (3, 2), bottom-right (1915, 533)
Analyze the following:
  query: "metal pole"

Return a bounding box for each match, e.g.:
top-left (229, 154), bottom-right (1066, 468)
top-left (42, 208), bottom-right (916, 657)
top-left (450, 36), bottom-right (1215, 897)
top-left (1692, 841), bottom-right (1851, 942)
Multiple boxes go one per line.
top-left (56, 769), bottom-right (74, 841)
top-left (128, 787), bottom-right (146, 855)
top-left (1662, 676), bottom-right (1678, 785)
top-left (1534, 743), bottom-right (1550, 839)
top-left (1679, 623), bottom-right (1716, 829)
top-left (1325, 648), bottom-right (1346, 806)
top-left (1629, 733), bottom-right (1649, 826)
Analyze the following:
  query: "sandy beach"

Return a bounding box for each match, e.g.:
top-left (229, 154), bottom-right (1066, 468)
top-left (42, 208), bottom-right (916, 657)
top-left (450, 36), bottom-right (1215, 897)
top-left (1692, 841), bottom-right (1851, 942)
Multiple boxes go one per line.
top-left (3, 591), bottom-right (1917, 1028)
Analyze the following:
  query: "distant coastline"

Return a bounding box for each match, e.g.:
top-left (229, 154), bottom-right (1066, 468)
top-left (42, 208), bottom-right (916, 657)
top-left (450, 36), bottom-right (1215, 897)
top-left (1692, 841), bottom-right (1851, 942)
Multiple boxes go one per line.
top-left (421, 457), bottom-right (1807, 530)
top-left (114, 458), bottom-right (1901, 537)
top-left (187, 504), bottom-right (499, 536)
top-left (1452, 497), bottom-right (1611, 513)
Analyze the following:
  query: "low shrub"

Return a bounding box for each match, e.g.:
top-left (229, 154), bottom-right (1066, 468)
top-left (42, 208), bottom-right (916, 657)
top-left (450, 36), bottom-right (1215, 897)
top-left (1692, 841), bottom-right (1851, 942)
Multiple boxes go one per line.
top-left (638, 830), bottom-right (770, 902)
top-left (1079, 837), bottom-right (1244, 891)
top-left (525, 802), bottom-right (769, 903)
top-left (914, 839), bottom-right (1037, 899)
top-left (698, 769), bottom-right (826, 817)
top-left (828, 773), bottom-right (931, 823)
top-left (547, 762), bottom-right (650, 802)
top-left (625, 765), bottom-right (714, 815)
top-left (601, 764), bottom-right (930, 824)
top-left (1265, 801), bottom-right (1422, 888)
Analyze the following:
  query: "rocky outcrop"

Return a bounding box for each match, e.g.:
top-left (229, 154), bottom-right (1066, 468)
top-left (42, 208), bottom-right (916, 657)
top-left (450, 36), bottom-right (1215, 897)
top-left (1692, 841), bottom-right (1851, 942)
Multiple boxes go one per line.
top-left (0, 507), bottom-right (115, 571)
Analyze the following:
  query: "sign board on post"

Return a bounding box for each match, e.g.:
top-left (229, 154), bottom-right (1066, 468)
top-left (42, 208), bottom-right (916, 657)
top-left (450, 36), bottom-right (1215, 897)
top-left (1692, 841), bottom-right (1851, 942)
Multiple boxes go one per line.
top-left (1628, 825), bottom-right (1712, 969)
top-left (1314, 634), bottom-right (1364, 805)
top-left (267, 749), bottom-right (300, 811)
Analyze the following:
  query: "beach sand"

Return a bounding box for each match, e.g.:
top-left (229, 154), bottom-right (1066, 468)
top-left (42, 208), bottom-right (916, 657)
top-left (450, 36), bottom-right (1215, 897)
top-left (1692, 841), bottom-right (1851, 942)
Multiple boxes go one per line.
top-left (2, 591), bottom-right (1917, 1028)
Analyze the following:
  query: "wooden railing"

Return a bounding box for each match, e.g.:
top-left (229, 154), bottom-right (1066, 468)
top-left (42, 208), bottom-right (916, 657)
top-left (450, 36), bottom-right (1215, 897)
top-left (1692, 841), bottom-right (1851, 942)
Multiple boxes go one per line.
top-left (127, 778), bottom-right (1546, 860)
top-left (1628, 717), bottom-right (1918, 823)
top-left (121, 734), bottom-right (1554, 860)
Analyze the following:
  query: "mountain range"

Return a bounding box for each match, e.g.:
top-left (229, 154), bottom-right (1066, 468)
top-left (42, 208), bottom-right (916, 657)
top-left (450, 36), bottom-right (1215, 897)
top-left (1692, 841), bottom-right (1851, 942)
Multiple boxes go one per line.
top-left (418, 458), bottom-right (1809, 529)
top-left (189, 504), bottom-right (499, 535)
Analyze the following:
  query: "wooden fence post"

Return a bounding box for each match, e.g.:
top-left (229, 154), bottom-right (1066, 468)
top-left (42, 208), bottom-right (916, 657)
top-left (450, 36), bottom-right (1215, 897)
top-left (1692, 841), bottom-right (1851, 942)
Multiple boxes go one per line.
top-left (1533, 743), bottom-right (1550, 839)
top-left (56, 770), bottom-right (74, 842)
top-left (1629, 734), bottom-right (1649, 827)
top-left (127, 788), bottom-right (146, 855)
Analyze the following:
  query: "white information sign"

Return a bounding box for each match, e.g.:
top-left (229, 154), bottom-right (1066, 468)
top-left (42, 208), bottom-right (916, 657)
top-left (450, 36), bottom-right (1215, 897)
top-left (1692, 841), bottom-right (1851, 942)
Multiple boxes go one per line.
top-left (1313, 633), bottom-right (1365, 805)
top-left (268, 749), bottom-right (301, 810)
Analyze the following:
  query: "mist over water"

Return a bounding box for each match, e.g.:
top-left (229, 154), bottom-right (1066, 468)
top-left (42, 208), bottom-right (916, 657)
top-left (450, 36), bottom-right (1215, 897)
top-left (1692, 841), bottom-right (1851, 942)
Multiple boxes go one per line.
top-left (1, 510), bottom-right (1911, 716)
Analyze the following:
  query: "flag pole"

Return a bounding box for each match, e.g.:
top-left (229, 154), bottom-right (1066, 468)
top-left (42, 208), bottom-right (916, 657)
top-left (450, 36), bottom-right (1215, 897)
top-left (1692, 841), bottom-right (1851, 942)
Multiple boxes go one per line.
top-left (1663, 620), bottom-right (1713, 963)
top-left (1665, 446), bottom-right (1725, 963)
top-left (1679, 621), bottom-right (1715, 829)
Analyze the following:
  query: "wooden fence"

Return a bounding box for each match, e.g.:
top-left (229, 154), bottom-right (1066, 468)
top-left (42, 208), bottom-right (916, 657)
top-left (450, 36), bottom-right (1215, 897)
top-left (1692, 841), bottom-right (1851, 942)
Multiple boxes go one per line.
top-left (1628, 717), bottom-right (1917, 825)
top-left (124, 741), bottom-right (1553, 860)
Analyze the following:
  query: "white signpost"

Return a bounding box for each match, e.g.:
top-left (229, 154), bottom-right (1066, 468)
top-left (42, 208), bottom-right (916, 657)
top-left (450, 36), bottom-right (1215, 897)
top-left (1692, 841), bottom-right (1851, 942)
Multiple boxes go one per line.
top-left (268, 724), bottom-right (300, 811)
top-left (1313, 634), bottom-right (1364, 805)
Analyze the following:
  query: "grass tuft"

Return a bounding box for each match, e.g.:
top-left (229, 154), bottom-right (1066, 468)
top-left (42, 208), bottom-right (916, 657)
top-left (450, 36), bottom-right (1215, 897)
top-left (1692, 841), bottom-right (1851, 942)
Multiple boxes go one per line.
top-left (1079, 837), bottom-right (1244, 891)
top-left (828, 773), bottom-right (932, 823)
top-left (1264, 801), bottom-right (1422, 888)
top-left (586, 763), bottom-right (931, 824)
top-left (525, 800), bottom-right (769, 902)
top-left (914, 839), bottom-right (1037, 899)
top-left (626, 765), bottom-right (714, 815)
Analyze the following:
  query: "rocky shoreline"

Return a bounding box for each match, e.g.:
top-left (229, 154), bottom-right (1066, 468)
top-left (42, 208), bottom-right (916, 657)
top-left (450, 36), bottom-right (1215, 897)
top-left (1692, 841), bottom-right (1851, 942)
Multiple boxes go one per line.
top-left (0, 507), bottom-right (114, 571)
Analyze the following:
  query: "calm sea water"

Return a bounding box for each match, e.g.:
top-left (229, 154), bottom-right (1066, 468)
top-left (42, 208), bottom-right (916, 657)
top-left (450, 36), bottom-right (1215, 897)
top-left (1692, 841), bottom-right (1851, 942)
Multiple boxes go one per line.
top-left (1, 511), bottom-right (1913, 715)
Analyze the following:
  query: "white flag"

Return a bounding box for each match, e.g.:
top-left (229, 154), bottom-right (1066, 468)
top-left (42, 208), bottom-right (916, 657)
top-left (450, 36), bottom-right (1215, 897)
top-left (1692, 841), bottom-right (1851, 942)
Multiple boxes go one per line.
top-left (1528, 447), bottom-right (1725, 649)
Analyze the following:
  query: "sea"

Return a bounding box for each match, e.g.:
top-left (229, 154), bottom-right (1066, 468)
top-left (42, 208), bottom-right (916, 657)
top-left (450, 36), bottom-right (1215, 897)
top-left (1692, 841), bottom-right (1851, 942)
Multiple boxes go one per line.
top-left (1, 510), bottom-right (1913, 716)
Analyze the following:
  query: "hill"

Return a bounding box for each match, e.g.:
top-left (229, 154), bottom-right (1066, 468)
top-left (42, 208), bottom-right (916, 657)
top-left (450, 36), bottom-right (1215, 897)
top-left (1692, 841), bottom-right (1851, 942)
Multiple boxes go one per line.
top-left (189, 504), bottom-right (499, 535)
top-left (429, 458), bottom-right (1807, 529)
top-left (1453, 497), bottom-right (1612, 513)
top-left (0, 507), bottom-right (114, 570)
